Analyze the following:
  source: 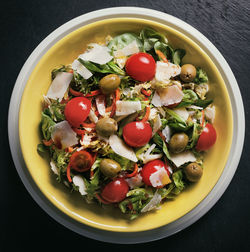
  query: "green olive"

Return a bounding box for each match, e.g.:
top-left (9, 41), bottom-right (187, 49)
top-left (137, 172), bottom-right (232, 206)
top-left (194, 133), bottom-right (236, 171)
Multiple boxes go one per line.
top-left (99, 74), bottom-right (121, 94)
top-left (180, 64), bottom-right (197, 82)
top-left (169, 133), bottom-right (189, 153)
top-left (100, 159), bottom-right (121, 178)
top-left (184, 162), bottom-right (203, 182)
top-left (96, 117), bottom-right (118, 137)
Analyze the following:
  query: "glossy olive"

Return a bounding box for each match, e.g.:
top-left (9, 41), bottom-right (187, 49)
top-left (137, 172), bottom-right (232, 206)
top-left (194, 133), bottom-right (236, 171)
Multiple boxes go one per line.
top-left (99, 74), bottom-right (121, 94)
top-left (100, 159), bottom-right (121, 178)
top-left (180, 64), bottom-right (197, 82)
top-left (96, 117), bottom-right (118, 137)
top-left (184, 162), bottom-right (203, 182)
top-left (169, 132), bottom-right (189, 153)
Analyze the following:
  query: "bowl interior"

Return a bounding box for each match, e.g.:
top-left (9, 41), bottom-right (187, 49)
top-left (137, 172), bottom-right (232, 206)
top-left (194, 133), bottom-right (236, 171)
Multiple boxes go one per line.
top-left (19, 18), bottom-right (233, 232)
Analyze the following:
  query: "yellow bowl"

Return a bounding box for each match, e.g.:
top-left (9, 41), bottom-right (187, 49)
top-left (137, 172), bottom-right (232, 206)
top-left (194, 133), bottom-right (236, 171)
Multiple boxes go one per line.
top-left (19, 17), bottom-right (233, 232)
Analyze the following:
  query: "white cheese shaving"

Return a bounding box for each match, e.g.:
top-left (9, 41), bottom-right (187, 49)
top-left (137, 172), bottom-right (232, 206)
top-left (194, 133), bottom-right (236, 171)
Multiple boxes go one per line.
top-left (79, 43), bottom-right (113, 65)
top-left (172, 107), bottom-right (189, 121)
top-left (80, 133), bottom-right (94, 148)
top-left (170, 151), bottom-right (196, 167)
top-left (204, 105), bottom-right (216, 123)
top-left (71, 59), bottom-right (92, 79)
top-left (72, 175), bottom-right (87, 196)
top-left (51, 121), bottom-right (78, 149)
top-left (109, 135), bottom-right (138, 162)
top-left (88, 109), bottom-right (99, 123)
top-left (158, 85), bottom-right (184, 106)
top-left (115, 100), bottom-right (141, 116)
top-left (125, 173), bottom-right (143, 189)
top-left (151, 91), bottom-right (162, 107)
top-left (148, 107), bottom-right (158, 120)
top-left (149, 166), bottom-right (170, 187)
top-left (152, 114), bottom-right (162, 135)
top-left (155, 61), bottom-right (181, 83)
top-left (46, 72), bottom-right (73, 101)
top-left (50, 160), bottom-right (58, 175)
top-left (162, 125), bottom-right (172, 143)
top-left (141, 192), bottom-right (162, 213)
top-left (95, 95), bottom-right (106, 116)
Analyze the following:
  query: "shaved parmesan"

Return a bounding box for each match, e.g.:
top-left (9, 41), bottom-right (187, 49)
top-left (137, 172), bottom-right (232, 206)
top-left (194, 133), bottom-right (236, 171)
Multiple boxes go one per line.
top-left (115, 100), bottom-right (141, 116)
top-left (170, 151), bottom-right (196, 167)
top-left (162, 125), bottom-right (172, 143)
top-left (50, 160), bottom-right (58, 175)
top-left (80, 133), bottom-right (94, 148)
top-left (79, 43), bottom-right (113, 65)
top-left (115, 40), bottom-right (140, 57)
top-left (51, 121), bottom-right (78, 149)
top-left (109, 135), bottom-right (138, 162)
top-left (155, 61), bottom-right (181, 83)
top-left (72, 175), bottom-right (87, 196)
top-left (204, 105), bottom-right (216, 123)
top-left (95, 95), bottom-right (106, 116)
top-left (149, 107), bottom-right (158, 120)
top-left (46, 72), bottom-right (73, 101)
top-left (72, 59), bottom-right (92, 79)
top-left (152, 114), bottom-right (162, 135)
top-left (126, 173), bottom-right (143, 189)
top-left (141, 192), bottom-right (162, 213)
top-left (149, 166), bottom-right (171, 187)
top-left (151, 91), bottom-right (162, 107)
top-left (172, 107), bottom-right (189, 121)
top-left (88, 109), bottom-right (98, 123)
top-left (158, 85), bottom-right (184, 106)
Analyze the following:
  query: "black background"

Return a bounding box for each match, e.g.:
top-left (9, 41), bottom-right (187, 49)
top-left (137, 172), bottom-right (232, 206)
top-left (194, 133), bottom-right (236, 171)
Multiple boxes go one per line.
top-left (1, 0), bottom-right (250, 250)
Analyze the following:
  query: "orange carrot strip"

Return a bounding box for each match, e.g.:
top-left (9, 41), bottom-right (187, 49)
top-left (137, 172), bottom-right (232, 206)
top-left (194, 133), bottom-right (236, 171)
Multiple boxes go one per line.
top-left (155, 50), bottom-right (168, 63)
top-left (110, 89), bottom-right (120, 117)
top-left (67, 163), bottom-right (72, 183)
top-left (95, 193), bottom-right (111, 204)
top-left (69, 87), bottom-right (84, 97)
top-left (42, 139), bottom-right (53, 146)
top-left (81, 122), bottom-right (96, 128)
top-left (141, 106), bottom-right (151, 123)
top-left (141, 88), bottom-right (152, 97)
top-left (126, 163), bottom-right (138, 178)
top-left (85, 89), bottom-right (101, 97)
top-left (157, 130), bottom-right (166, 141)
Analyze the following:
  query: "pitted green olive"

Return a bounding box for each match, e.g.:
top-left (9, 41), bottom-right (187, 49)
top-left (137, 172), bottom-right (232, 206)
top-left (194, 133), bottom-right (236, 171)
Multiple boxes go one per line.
top-left (169, 132), bottom-right (189, 153)
top-left (184, 162), bottom-right (203, 182)
top-left (180, 64), bottom-right (197, 82)
top-left (100, 159), bottom-right (121, 178)
top-left (99, 74), bottom-right (121, 94)
top-left (96, 117), bottom-right (118, 137)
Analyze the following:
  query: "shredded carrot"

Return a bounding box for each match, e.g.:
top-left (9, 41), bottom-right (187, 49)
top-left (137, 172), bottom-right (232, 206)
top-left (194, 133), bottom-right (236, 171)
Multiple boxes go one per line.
top-left (72, 127), bottom-right (86, 135)
top-left (110, 88), bottom-right (120, 117)
top-left (66, 147), bottom-right (74, 153)
top-left (141, 106), bottom-right (151, 123)
top-left (157, 130), bottom-right (166, 141)
top-left (42, 139), bottom-right (53, 146)
top-left (67, 163), bottom-right (72, 183)
top-left (126, 163), bottom-right (138, 178)
top-left (85, 89), bottom-right (101, 97)
top-left (95, 193), bottom-right (110, 204)
top-left (69, 87), bottom-right (84, 97)
top-left (81, 122), bottom-right (96, 128)
top-left (141, 88), bottom-right (152, 97)
top-left (155, 50), bottom-right (168, 63)
top-left (201, 110), bottom-right (205, 127)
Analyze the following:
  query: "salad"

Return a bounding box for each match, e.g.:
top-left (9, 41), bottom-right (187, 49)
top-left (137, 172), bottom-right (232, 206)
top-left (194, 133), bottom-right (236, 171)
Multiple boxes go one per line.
top-left (38, 28), bottom-right (217, 220)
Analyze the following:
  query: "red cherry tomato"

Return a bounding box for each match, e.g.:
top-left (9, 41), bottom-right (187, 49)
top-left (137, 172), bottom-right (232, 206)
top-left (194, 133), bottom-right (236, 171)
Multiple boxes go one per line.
top-left (196, 123), bottom-right (217, 151)
top-left (101, 178), bottom-right (129, 203)
top-left (64, 97), bottom-right (91, 127)
top-left (141, 159), bottom-right (170, 188)
top-left (125, 52), bottom-right (156, 82)
top-left (123, 121), bottom-right (152, 147)
top-left (69, 150), bottom-right (93, 172)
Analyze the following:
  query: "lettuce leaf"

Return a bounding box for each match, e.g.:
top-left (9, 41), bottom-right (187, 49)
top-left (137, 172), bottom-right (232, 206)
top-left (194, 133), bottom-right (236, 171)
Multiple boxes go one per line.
top-left (40, 112), bottom-right (56, 140)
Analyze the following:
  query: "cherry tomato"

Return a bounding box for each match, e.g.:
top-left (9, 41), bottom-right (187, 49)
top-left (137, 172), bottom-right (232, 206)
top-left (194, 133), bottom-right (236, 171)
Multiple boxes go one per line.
top-left (196, 123), bottom-right (217, 151)
top-left (125, 52), bottom-right (156, 82)
top-left (123, 121), bottom-right (152, 147)
top-left (64, 97), bottom-right (91, 127)
top-left (101, 178), bottom-right (129, 203)
top-left (141, 159), bottom-right (170, 188)
top-left (69, 150), bottom-right (93, 172)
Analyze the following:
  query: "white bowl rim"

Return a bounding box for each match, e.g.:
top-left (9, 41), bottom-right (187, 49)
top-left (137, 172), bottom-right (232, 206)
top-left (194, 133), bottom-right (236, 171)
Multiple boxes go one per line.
top-left (8, 7), bottom-right (245, 244)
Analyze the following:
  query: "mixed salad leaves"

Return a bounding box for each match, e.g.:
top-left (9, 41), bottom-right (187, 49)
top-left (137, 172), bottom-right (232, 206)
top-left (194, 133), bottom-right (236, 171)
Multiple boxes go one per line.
top-left (38, 28), bottom-right (217, 220)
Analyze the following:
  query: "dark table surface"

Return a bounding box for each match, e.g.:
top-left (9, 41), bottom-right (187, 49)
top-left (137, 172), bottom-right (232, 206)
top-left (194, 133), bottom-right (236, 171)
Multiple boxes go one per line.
top-left (1, 0), bottom-right (250, 250)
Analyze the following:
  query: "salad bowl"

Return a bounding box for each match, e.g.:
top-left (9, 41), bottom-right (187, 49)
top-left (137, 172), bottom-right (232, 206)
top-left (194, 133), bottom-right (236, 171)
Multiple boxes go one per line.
top-left (9, 7), bottom-right (244, 243)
